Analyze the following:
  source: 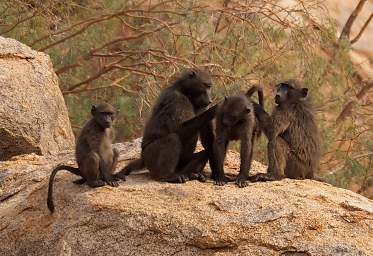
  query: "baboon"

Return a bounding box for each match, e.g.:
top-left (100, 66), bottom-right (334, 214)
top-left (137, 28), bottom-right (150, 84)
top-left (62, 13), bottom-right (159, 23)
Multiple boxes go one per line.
top-left (211, 86), bottom-right (264, 187)
top-left (249, 80), bottom-right (321, 181)
top-left (115, 68), bottom-right (216, 183)
top-left (47, 103), bottom-right (119, 213)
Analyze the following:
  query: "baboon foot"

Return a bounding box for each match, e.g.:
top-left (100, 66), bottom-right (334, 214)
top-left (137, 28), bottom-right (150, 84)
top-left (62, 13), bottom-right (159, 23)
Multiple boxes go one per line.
top-left (87, 180), bottom-right (106, 188)
top-left (161, 174), bottom-right (189, 183)
top-left (235, 176), bottom-right (249, 188)
top-left (213, 174), bottom-right (230, 186)
top-left (105, 177), bottom-right (120, 187)
top-left (189, 173), bottom-right (206, 182)
top-left (114, 172), bottom-right (127, 181)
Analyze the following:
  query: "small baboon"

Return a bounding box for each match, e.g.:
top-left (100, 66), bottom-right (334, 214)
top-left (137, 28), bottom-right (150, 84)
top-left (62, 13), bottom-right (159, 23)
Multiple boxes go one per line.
top-left (211, 85), bottom-right (264, 187)
top-left (47, 103), bottom-right (119, 213)
top-left (115, 68), bottom-right (216, 183)
top-left (249, 80), bottom-right (321, 181)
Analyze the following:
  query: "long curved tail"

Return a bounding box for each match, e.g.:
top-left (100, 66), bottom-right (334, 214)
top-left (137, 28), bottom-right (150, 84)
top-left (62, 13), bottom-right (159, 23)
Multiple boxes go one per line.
top-left (47, 165), bottom-right (81, 213)
top-left (246, 85), bottom-right (264, 108)
top-left (122, 158), bottom-right (145, 175)
top-left (246, 85), bottom-right (264, 138)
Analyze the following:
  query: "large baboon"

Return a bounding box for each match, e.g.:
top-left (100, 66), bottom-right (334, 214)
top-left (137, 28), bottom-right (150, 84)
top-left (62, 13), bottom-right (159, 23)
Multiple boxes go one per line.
top-left (211, 86), bottom-right (264, 187)
top-left (250, 80), bottom-right (320, 181)
top-left (47, 103), bottom-right (119, 213)
top-left (115, 68), bottom-right (216, 183)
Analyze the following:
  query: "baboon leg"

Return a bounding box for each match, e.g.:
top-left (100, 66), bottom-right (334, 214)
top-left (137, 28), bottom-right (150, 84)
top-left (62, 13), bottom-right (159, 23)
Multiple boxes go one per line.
top-left (143, 134), bottom-right (187, 183)
top-left (267, 138), bottom-right (287, 179)
top-left (249, 137), bottom-right (287, 182)
top-left (285, 154), bottom-right (310, 179)
top-left (73, 178), bottom-right (86, 185)
top-left (82, 152), bottom-right (105, 188)
top-left (111, 148), bottom-right (119, 174)
top-left (98, 151), bottom-right (119, 187)
top-left (178, 151), bottom-right (208, 182)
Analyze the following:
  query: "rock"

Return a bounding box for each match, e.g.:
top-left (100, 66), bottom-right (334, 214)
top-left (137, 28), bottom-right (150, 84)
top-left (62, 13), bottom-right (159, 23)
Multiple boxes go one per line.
top-left (0, 36), bottom-right (74, 160)
top-left (0, 139), bottom-right (372, 256)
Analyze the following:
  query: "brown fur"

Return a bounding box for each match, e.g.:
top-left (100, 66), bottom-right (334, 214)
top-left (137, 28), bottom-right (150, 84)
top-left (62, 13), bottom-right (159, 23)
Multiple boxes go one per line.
top-left (250, 80), bottom-right (321, 181)
top-left (115, 68), bottom-right (216, 183)
top-left (47, 103), bottom-right (119, 213)
top-left (211, 85), bottom-right (264, 187)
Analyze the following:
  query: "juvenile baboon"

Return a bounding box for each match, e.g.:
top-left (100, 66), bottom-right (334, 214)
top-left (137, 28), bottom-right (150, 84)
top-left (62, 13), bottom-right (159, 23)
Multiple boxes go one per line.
top-left (115, 68), bottom-right (216, 183)
top-left (249, 80), bottom-right (321, 181)
top-left (47, 103), bottom-right (119, 213)
top-left (211, 86), bottom-right (264, 187)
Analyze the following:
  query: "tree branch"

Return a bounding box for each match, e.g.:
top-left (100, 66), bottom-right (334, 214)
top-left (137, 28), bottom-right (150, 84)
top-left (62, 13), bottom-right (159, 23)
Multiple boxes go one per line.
top-left (350, 13), bottom-right (373, 44)
top-left (339, 0), bottom-right (368, 41)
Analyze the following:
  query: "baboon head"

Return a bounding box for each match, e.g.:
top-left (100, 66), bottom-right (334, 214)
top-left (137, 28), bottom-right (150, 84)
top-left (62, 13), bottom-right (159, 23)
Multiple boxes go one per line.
top-left (275, 80), bottom-right (308, 105)
top-left (177, 68), bottom-right (212, 109)
top-left (91, 103), bottom-right (116, 128)
top-left (220, 96), bottom-right (251, 127)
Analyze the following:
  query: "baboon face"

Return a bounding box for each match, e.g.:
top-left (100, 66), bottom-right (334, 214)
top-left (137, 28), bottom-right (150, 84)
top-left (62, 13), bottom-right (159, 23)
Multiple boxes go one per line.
top-left (181, 69), bottom-right (212, 109)
top-left (221, 97), bottom-right (251, 127)
top-left (275, 81), bottom-right (308, 105)
top-left (91, 103), bottom-right (116, 128)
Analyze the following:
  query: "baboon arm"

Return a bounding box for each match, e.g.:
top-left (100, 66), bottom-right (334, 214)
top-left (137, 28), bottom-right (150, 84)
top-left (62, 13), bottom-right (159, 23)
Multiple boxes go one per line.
top-left (199, 121), bottom-right (218, 173)
top-left (177, 105), bottom-right (217, 140)
top-left (212, 131), bottom-right (228, 179)
top-left (270, 114), bottom-right (290, 140)
top-left (86, 137), bottom-right (100, 152)
top-left (239, 133), bottom-right (253, 178)
top-left (109, 129), bottom-right (115, 141)
top-left (253, 103), bottom-right (272, 137)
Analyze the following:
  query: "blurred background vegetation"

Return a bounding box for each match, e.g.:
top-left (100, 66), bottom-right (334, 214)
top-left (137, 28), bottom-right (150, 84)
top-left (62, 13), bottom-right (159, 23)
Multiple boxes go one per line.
top-left (0, 0), bottom-right (371, 198)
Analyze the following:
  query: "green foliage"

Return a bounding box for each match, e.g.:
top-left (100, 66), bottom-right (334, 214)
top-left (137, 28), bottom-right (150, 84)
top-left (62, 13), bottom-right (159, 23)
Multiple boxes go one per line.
top-left (1, 0), bottom-right (371, 196)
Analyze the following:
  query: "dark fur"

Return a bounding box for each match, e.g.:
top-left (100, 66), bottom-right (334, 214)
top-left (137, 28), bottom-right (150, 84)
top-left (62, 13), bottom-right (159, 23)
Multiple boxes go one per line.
top-left (250, 80), bottom-right (321, 181)
top-left (211, 85), bottom-right (264, 187)
top-left (115, 68), bottom-right (216, 183)
top-left (47, 103), bottom-right (119, 213)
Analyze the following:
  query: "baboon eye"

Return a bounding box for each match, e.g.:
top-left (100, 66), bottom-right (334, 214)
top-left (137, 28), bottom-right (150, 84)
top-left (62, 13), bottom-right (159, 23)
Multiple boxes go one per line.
top-left (189, 70), bottom-right (196, 78)
top-left (203, 83), bottom-right (211, 88)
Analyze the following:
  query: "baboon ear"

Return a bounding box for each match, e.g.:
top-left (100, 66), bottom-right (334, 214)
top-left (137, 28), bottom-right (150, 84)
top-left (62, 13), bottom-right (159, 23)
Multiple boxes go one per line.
top-left (189, 70), bottom-right (196, 78)
top-left (91, 105), bottom-right (97, 115)
top-left (300, 88), bottom-right (308, 98)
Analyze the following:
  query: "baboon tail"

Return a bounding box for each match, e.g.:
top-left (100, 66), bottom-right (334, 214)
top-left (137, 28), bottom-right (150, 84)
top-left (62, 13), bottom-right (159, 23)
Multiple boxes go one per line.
top-left (246, 85), bottom-right (264, 139)
top-left (47, 165), bottom-right (81, 213)
top-left (245, 85), bottom-right (262, 99)
top-left (121, 158), bottom-right (145, 175)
